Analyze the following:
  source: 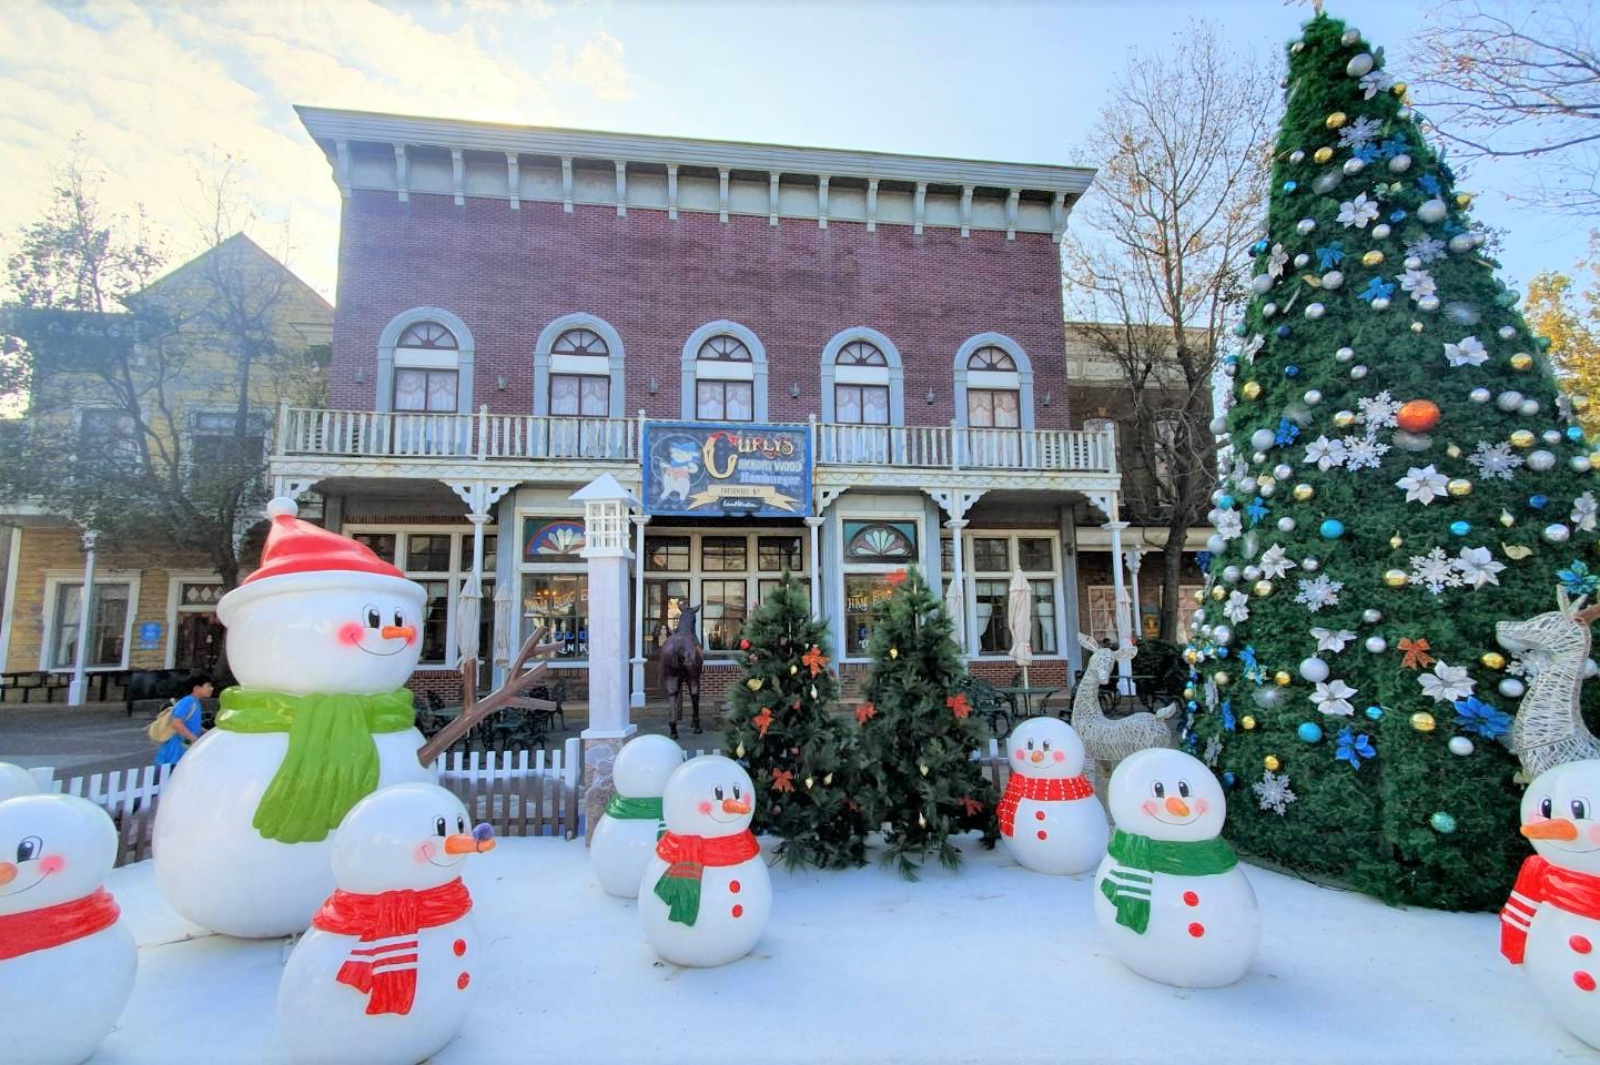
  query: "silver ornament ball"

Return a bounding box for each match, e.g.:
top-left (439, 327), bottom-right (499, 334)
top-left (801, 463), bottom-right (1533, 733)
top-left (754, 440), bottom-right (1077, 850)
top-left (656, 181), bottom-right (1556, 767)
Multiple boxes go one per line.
top-left (1365, 636), bottom-right (1388, 653)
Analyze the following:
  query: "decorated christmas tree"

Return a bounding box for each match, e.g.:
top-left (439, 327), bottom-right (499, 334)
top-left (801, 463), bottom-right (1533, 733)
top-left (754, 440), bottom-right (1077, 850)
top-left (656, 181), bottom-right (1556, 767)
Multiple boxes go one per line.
top-left (856, 568), bottom-right (996, 877)
top-left (1186, 11), bottom-right (1600, 911)
top-left (723, 573), bottom-right (867, 870)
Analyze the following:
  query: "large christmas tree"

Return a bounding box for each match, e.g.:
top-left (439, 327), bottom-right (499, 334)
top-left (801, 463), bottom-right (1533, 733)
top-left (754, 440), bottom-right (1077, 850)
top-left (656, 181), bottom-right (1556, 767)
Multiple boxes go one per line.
top-left (856, 568), bottom-right (996, 877)
top-left (1187, 12), bottom-right (1600, 911)
top-left (724, 573), bottom-right (867, 870)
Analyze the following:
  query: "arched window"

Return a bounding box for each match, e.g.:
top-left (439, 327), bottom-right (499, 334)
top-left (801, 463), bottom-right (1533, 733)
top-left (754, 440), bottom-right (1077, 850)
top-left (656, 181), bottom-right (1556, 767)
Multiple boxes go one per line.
top-left (532, 314), bottom-right (627, 454)
top-left (681, 321), bottom-right (767, 421)
top-left (819, 328), bottom-right (904, 464)
top-left (953, 333), bottom-right (1035, 431)
top-left (548, 327), bottom-right (612, 420)
top-left (377, 307), bottom-right (475, 418)
top-left (832, 339), bottom-right (891, 427)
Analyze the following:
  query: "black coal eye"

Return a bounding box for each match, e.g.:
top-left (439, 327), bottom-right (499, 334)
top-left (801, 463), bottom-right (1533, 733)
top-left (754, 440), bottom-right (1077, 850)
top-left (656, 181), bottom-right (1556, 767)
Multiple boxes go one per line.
top-left (1153, 782), bottom-right (1166, 799)
top-left (366, 606), bottom-right (381, 629)
top-left (714, 786), bottom-right (724, 800)
top-left (435, 817), bottom-right (448, 836)
top-left (16, 836), bottom-right (41, 862)
top-left (733, 784), bottom-right (742, 800)
top-left (1575, 799), bottom-right (1590, 820)
top-left (394, 610), bottom-right (405, 628)
top-left (1026, 740), bottom-right (1035, 750)
top-left (457, 816), bottom-right (466, 833)
top-left (1042, 740), bottom-right (1052, 752)
top-left (1541, 797), bottom-right (1554, 819)
top-left (1179, 781), bottom-right (1191, 798)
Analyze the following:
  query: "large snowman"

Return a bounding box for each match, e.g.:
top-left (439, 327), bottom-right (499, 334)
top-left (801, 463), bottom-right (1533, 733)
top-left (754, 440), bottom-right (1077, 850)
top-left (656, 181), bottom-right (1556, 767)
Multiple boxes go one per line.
top-left (1093, 748), bottom-right (1259, 988)
top-left (1, 793), bottom-right (138, 1065)
top-left (639, 755), bottom-right (770, 967)
top-left (155, 498), bottom-right (433, 938)
top-left (1501, 758), bottom-right (1600, 1049)
top-left (591, 733), bottom-right (683, 898)
top-left (996, 718), bottom-right (1107, 875)
top-left (278, 783), bottom-right (493, 1065)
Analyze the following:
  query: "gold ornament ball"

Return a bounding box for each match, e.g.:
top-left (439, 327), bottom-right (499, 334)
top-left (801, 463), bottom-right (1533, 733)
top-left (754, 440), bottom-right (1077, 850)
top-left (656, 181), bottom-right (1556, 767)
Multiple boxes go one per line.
top-left (1253, 580), bottom-right (1274, 598)
top-left (1242, 380), bottom-right (1262, 400)
top-left (1362, 250), bottom-right (1385, 266)
top-left (1481, 651), bottom-right (1506, 670)
top-left (1455, 192), bottom-right (1473, 208)
top-left (1446, 443), bottom-right (1463, 459)
top-left (1264, 755), bottom-right (1281, 771)
top-left (1384, 569), bottom-right (1410, 588)
top-left (1314, 146), bottom-right (1335, 164)
top-left (1193, 588), bottom-right (1207, 602)
top-left (889, 647), bottom-right (899, 659)
top-left (1333, 410), bottom-right (1357, 428)
top-left (1510, 353), bottom-right (1534, 371)
top-left (1293, 483), bottom-right (1315, 501)
top-left (1242, 715), bottom-right (1258, 731)
top-left (1213, 671), bottom-right (1231, 687)
top-left (1326, 111), bottom-right (1348, 129)
top-left (1211, 586), bottom-right (1227, 601)
top-left (789, 664), bottom-right (798, 674)
top-left (1447, 478), bottom-right (1473, 498)
top-left (1410, 711), bottom-right (1437, 733)
top-left (1275, 671), bottom-right (1293, 686)
top-left (1389, 533), bottom-right (1404, 549)
top-left (1392, 81), bottom-right (1408, 96)
top-left (1184, 648), bottom-right (1200, 665)
top-left (1511, 430), bottom-right (1536, 448)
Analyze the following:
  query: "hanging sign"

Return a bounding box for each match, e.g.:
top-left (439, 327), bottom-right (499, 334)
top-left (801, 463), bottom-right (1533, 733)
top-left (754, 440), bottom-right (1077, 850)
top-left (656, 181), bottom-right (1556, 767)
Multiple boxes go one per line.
top-left (642, 422), bottom-right (811, 518)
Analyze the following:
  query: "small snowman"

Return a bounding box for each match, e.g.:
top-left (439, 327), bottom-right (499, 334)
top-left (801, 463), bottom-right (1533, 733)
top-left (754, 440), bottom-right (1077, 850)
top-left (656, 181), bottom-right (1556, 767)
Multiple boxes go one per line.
top-left (0, 794), bottom-right (137, 1065)
top-left (278, 783), bottom-right (494, 1065)
top-left (155, 497), bottom-right (434, 938)
top-left (591, 734), bottom-right (684, 898)
top-left (1093, 748), bottom-right (1259, 988)
top-left (0, 760), bottom-right (40, 803)
top-left (1501, 758), bottom-right (1600, 1049)
top-left (997, 718), bottom-right (1107, 875)
top-left (639, 755), bottom-right (770, 967)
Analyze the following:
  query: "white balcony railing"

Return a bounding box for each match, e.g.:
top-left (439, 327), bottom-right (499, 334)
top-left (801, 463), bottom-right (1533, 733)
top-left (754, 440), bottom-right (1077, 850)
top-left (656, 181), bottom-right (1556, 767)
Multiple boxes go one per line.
top-left (275, 406), bottom-right (1117, 475)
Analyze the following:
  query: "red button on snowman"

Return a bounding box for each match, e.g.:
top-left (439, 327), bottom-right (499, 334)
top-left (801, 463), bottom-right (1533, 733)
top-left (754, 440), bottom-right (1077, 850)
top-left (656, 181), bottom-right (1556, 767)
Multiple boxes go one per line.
top-left (997, 718), bottom-right (1107, 875)
top-left (154, 497), bottom-right (435, 939)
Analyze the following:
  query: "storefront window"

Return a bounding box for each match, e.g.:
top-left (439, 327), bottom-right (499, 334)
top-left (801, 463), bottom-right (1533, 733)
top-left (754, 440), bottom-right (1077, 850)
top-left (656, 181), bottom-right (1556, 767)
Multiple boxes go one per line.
top-left (353, 533), bottom-right (396, 563)
top-left (974, 578), bottom-right (1009, 654)
top-left (701, 537), bottom-right (748, 573)
top-left (417, 579), bottom-right (450, 665)
top-left (406, 534), bottom-right (452, 572)
top-left (757, 536), bottom-right (802, 572)
top-left (845, 574), bottom-right (897, 656)
top-left (1018, 537), bottom-right (1053, 571)
top-left (701, 579), bottom-right (747, 652)
top-left (972, 538), bottom-right (1009, 572)
top-left (524, 573), bottom-right (588, 658)
top-left (50, 582), bottom-right (130, 669)
top-left (647, 537), bottom-right (690, 572)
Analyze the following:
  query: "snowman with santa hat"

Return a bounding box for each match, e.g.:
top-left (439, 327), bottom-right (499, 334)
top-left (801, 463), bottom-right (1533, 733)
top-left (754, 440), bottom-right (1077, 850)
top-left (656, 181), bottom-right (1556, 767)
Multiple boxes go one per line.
top-left (154, 497), bottom-right (435, 938)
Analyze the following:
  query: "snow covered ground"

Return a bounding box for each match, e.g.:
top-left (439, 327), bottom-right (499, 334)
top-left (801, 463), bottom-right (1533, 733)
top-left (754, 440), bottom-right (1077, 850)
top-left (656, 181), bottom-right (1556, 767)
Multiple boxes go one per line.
top-left (94, 836), bottom-right (1590, 1064)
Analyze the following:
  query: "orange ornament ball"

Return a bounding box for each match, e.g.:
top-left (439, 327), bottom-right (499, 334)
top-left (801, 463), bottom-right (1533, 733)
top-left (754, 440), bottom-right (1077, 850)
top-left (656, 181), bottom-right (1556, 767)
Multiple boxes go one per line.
top-left (1396, 399), bottom-right (1441, 434)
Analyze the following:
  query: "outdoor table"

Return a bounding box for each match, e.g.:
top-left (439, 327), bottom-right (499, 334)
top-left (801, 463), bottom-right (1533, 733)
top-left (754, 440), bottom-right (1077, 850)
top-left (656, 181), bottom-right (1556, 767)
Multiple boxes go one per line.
top-left (998, 686), bottom-right (1060, 718)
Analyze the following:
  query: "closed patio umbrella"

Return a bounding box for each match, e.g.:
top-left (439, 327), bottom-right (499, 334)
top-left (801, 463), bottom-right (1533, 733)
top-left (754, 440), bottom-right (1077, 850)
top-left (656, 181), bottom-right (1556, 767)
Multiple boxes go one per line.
top-left (456, 580), bottom-right (481, 665)
top-left (945, 575), bottom-right (966, 652)
top-left (1006, 569), bottom-right (1033, 690)
top-left (492, 581), bottom-right (513, 667)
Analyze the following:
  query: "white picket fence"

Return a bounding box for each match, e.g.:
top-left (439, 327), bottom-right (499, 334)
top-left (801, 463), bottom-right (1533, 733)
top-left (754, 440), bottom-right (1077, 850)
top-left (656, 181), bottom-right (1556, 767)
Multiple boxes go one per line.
top-left (43, 736), bottom-right (585, 866)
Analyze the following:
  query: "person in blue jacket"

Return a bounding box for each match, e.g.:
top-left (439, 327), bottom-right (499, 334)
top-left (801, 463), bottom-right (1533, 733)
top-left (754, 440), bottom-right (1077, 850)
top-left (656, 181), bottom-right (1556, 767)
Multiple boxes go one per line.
top-left (155, 672), bottom-right (214, 767)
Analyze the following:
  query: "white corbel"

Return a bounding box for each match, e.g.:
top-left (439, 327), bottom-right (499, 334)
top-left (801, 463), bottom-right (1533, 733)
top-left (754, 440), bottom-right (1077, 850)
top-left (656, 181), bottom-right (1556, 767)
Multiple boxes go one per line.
top-left (814, 485), bottom-right (848, 514)
top-left (334, 140), bottom-right (352, 200)
top-left (615, 161), bottom-right (627, 217)
top-left (506, 153), bottom-right (520, 210)
top-left (1005, 189), bottom-right (1020, 240)
top-left (867, 178), bottom-right (879, 233)
top-left (818, 175), bottom-right (830, 229)
top-left (445, 480), bottom-right (518, 516)
top-left (719, 168), bottom-right (731, 222)
top-left (667, 164), bottom-right (679, 220)
top-left (914, 182), bottom-right (927, 235)
top-left (1051, 191), bottom-right (1067, 243)
top-left (926, 487), bottom-right (986, 522)
top-left (1084, 490), bottom-right (1120, 523)
top-left (274, 476), bottom-right (319, 501)
top-left (393, 144), bottom-right (409, 203)
top-left (451, 148), bottom-right (465, 206)
top-left (561, 157), bottom-right (574, 213)
top-left (769, 172), bottom-right (780, 226)
top-left (960, 185), bottom-right (973, 237)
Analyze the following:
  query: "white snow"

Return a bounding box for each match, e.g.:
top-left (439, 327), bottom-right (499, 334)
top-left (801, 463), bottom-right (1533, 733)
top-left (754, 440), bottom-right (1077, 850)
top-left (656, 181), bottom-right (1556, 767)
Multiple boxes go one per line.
top-left (91, 836), bottom-right (1589, 1064)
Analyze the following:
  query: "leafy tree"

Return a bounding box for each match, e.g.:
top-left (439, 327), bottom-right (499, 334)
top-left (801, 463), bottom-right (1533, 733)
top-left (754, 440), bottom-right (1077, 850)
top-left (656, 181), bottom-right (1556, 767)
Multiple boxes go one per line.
top-left (856, 568), bottom-right (996, 877)
top-left (1525, 235), bottom-right (1600, 435)
top-left (723, 573), bottom-right (866, 870)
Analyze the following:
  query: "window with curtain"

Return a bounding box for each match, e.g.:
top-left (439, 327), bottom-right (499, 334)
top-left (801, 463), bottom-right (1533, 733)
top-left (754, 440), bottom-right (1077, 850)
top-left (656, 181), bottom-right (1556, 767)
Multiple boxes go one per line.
top-left (50, 583), bottom-right (130, 669)
top-left (394, 321), bottom-right (460, 414)
top-left (694, 334), bottom-right (755, 422)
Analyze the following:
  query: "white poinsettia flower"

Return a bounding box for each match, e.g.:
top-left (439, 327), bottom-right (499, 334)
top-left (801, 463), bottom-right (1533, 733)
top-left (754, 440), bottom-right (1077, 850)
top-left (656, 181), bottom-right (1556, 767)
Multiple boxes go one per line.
top-left (1215, 509), bottom-right (1243, 541)
top-left (1396, 464), bottom-right (1449, 504)
top-left (1311, 627), bottom-right (1357, 653)
top-left (1453, 546), bottom-right (1506, 589)
top-left (1337, 192), bottom-right (1381, 229)
top-left (1304, 435), bottom-right (1347, 471)
top-left (1268, 244), bottom-right (1290, 278)
top-left (1400, 268), bottom-right (1437, 300)
top-left (1444, 335), bottom-right (1488, 368)
top-left (1311, 679), bottom-right (1358, 716)
top-left (1259, 544), bottom-right (1296, 579)
top-left (1419, 661), bottom-right (1475, 704)
top-left (1360, 69), bottom-right (1396, 100)
top-left (1224, 591), bottom-right (1251, 624)
top-left (1574, 492), bottom-right (1598, 533)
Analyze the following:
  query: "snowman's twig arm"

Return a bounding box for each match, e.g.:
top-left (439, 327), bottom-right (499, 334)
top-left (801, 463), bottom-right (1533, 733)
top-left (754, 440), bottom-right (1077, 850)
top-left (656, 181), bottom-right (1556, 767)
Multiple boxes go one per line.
top-left (416, 628), bottom-right (562, 765)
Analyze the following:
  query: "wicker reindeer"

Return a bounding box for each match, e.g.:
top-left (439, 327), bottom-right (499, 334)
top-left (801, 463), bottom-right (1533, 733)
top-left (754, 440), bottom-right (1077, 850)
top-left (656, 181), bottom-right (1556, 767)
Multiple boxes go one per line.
top-left (1496, 587), bottom-right (1600, 781)
top-left (1072, 633), bottom-right (1176, 795)
top-left (661, 604), bottom-right (704, 740)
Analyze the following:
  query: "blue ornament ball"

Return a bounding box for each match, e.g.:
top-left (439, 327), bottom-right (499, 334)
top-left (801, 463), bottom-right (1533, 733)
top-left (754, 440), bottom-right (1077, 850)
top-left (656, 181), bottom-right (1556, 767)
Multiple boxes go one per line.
top-left (1218, 494), bottom-right (1235, 510)
top-left (1569, 426), bottom-right (1587, 442)
top-left (1283, 180), bottom-right (1298, 193)
top-left (1365, 705), bottom-right (1384, 721)
top-left (1253, 239), bottom-right (1269, 255)
top-left (1284, 365), bottom-right (1301, 378)
top-left (1319, 519), bottom-right (1345, 539)
top-left (1530, 494), bottom-right (1549, 510)
top-left (1430, 812), bottom-right (1458, 834)
top-left (1276, 325), bottom-right (1292, 339)
top-left (1297, 722), bottom-right (1324, 743)
top-left (1449, 521), bottom-right (1471, 536)
top-left (1234, 323), bottom-right (1249, 337)
top-left (1222, 771), bottom-right (1237, 788)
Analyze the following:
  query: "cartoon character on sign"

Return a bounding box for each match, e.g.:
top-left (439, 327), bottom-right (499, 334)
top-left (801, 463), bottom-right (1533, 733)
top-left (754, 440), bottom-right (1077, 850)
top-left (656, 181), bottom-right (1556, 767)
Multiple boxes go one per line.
top-left (658, 441), bottom-right (699, 506)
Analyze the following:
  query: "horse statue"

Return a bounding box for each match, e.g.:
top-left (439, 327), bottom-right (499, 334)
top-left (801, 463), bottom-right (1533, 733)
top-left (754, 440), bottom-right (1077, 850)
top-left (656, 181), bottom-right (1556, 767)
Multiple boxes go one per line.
top-left (661, 604), bottom-right (704, 740)
top-left (1496, 587), bottom-right (1600, 781)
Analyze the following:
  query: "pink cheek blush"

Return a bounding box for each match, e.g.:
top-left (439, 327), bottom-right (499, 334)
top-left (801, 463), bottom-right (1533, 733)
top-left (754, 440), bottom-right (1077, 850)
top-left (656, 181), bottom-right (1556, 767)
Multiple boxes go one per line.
top-left (1052, 751), bottom-right (1066, 762)
top-left (1141, 800), bottom-right (1158, 816)
top-left (1013, 749), bottom-right (1025, 761)
top-left (1196, 798), bottom-right (1211, 815)
top-left (1589, 825), bottom-right (1600, 844)
top-left (416, 843), bottom-right (435, 863)
top-left (697, 801), bottom-right (713, 815)
top-left (39, 855), bottom-right (65, 874)
top-left (339, 623), bottom-right (365, 646)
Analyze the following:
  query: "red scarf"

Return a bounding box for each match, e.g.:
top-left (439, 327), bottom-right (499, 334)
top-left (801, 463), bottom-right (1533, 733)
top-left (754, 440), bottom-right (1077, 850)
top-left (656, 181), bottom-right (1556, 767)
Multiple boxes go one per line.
top-left (652, 830), bottom-right (761, 927)
top-left (311, 878), bottom-right (473, 1015)
top-left (0, 888), bottom-right (121, 961)
top-left (996, 774), bottom-right (1095, 837)
top-left (1501, 855), bottom-right (1600, 964)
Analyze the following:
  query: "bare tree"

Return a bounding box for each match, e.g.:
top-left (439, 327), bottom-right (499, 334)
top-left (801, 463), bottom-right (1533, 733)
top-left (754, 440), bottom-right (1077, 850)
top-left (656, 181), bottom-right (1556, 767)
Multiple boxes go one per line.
top-left (1063, 20), bottom-right (1277, 642)
top-left (1411, 0), bottom-right (1600, 213)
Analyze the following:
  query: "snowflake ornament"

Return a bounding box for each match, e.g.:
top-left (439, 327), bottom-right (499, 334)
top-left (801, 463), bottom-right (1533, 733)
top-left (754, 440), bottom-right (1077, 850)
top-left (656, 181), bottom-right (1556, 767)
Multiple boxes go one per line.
top-left (1357, 391), bottom-right (1401, 430)
top-left (1337, 192), bottom-right (1381, 229)
top-left (1311, 627), bottom-right (1357, 654)
top-left (1409, 547), bottom-right (1462, 594)
top-left (1343, 436), bottom-right (1390, 471)
top-left (1224, 591), bottom-right (1251, 625)
top-left (1311, 679), bottom-right (1358, 717)
top-left (1259, 544), bottom-right (1296, 579)
top-left (1444, 335), bottom-right (1488, 368)
top-left (1203, 737), bottom-right (1224, 767)
top-left (1337, 116), bottom-right (1385, 149)
top-left (1253, 770), bottom-right (1298, 815)
top-left (1397, 465), bottom-right (1450, 504)
top-left (1304, 435), bottom-right (1348, 471)
top-left (1467, 441), bottom-right (1523, 481)
top-left (1295, 575), bottom-right (1345, 612)
top-left (1453, 546), bottom-right (1506, 590)
top-left (1419, 660), bottom-right (1476, 704)
top-left (1405, 235), bottom-right (1447, 264)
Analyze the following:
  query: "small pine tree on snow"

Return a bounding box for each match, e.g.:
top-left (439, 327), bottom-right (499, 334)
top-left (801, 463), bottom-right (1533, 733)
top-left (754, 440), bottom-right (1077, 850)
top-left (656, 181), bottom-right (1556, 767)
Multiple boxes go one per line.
top-left (856, 567), bottom-right (997, 877)
top-left (724, 573), bottom-right (867, 870)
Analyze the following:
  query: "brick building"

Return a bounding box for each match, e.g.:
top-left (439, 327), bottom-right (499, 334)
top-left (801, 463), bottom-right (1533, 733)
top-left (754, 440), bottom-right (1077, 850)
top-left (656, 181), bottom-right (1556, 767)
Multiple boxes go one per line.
top-left (276, 107), bottom-right (1146, 704)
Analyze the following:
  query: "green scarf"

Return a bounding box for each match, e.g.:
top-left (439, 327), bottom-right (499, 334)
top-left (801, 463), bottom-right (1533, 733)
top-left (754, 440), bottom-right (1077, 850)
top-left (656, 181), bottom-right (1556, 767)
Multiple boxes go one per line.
top-left (604, 794), bottom-right (664, 821)
top-left (1099, 829), bottom-right (1239, 935)
top-left (217, 687), bottom-right (416, 844)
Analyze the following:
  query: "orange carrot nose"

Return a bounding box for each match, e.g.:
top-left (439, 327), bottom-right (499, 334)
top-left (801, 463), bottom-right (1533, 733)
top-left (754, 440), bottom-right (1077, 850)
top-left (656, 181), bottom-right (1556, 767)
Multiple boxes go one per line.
top-left (0, 862), bottom-right (14, 886)
top-left (443, 833), bottom-right (480, 855)
top-left (1523, 818), bottom-right (1580, 841)
top-left (1165, 796), bottom-right (1191, 817)
top-left (1029, 751), bottom-right (1044, 764)
top-left (722, 798), bottom-right (752, 815)
top-left (381, 625), bottom-right (416, 641)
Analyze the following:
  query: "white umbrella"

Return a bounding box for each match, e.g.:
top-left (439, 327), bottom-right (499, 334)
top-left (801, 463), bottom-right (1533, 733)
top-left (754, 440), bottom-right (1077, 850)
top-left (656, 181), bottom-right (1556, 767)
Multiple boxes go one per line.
top-left (1006, 569), bottom-right (1033, 690)
top-left (492, 581), bottom-right (513, 667)
top-left (456, 580), bottom-right (481, 665)
top-left (945, 575), bottom-right (966, 652)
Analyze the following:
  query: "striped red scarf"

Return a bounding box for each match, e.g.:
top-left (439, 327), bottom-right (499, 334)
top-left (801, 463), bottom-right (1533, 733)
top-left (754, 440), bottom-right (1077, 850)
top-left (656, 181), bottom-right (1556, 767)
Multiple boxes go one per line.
top-left (997, 774), bottom-right (1095, 837)
top-left (1502, 855), bottom-right (1600, 964)
top-left (311, 877), bottom-right (473, 1015)
top-left (0, 888), bottom-right (120, 960)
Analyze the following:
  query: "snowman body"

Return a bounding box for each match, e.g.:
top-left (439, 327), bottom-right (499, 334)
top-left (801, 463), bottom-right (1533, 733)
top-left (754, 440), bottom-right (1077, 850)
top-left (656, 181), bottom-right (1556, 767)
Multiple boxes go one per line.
top-left (639, 756), bottom-right (771, 967)
top-left (155, 498), bottom-right (432, 938)
top-left (1520, 905), bottom-right (1600, 1048)
top-left (278, 783), bottom-right (492, 1065)
top-left (1093, 748), bottom-right (1259, 988)
top-left (999, 719), bottom-right (1107, 875)
top-left (1, 795), bottom-right (137, 1065)
top-left (591, 734), bottom-right (683, 898)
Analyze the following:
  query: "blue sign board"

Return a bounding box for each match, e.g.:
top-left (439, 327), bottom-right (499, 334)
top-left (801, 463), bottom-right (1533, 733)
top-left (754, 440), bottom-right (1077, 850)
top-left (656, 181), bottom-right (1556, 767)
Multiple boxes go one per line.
top-left (642, 422), bottom-right (811, 518)
top-left (138, 622), bottom-right (162, 650)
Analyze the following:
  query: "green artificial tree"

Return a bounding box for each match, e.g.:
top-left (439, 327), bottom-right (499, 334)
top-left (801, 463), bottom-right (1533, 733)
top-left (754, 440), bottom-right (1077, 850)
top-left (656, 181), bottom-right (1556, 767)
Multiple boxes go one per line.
top-left (1187, 11), bottom-right (1600, 911)
top-left (724, 573), bottom-right (867, 870)
top-left (856, 568), bottom-right (997, 877)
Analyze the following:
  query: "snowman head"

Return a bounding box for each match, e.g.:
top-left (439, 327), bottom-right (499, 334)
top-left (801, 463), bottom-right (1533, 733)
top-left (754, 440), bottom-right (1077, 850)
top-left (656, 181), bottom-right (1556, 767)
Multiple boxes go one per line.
top-left (1521, 759), bottom-right (1600, 875)
top-left (0, 762), bottom-right (39, 804)
top-left (0, 794), bottom-right (117, 915)
top-left (219, 498), bottom-right (427, 695)
top-left (1107, 749), bottom-right (1226, 843)
top-left (613, 734), bottom-right (685, 799)
top-left (1007, 718), bottom-right (1086, 779)
top-left (331, 783), bottom-right (494, 894)
top-left (661, 756), bottom-right (755, 836)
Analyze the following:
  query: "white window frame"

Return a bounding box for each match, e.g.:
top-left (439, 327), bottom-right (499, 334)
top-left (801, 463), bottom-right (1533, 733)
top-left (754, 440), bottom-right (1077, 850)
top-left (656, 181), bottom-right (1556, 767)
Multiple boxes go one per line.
top-left (163, 572), bottom-right (225, 669)
top-left (40, 570), bottom-right (141, 672)
top-left (954, 531), bottom-right (1065, 661)
top-left (533, 314), bottom-right (627, 420)
top-left (953, 333), bottom-right (1035, 431)
top-left (344, 524), bottom-right (497, 668)
top-left (1084, 585), bottom-right (1120, 647)
top-left (376, 308), bottom-right (475, 415)
top-left (837, 513), bottom-right (925, 662)
top-left (681, 321), bottom-right (768, 422)
top-left (820, 327), bottom-right (904, 427)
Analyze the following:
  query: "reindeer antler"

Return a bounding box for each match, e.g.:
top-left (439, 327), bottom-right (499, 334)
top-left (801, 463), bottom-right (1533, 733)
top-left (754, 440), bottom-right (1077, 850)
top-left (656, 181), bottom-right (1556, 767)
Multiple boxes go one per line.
top-left (416, 627), bottom-right (563, 765)
top-left (1577, 604), bottom-right (1600, 627)
top-left (1078, 633), bottom-right (1101, 653)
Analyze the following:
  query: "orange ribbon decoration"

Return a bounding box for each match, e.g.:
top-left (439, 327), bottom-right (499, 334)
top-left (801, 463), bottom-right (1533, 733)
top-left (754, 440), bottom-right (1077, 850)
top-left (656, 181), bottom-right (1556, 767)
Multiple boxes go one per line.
top-left (1399, 637), bottom-right (1435, 670)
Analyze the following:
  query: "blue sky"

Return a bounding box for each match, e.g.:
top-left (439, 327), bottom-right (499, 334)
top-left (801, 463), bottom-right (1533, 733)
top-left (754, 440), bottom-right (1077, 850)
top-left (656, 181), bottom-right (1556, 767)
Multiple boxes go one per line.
top-left (0, 1), bottom-right (1582, 301)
